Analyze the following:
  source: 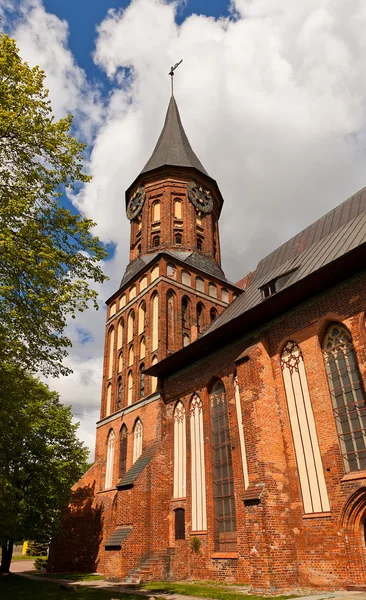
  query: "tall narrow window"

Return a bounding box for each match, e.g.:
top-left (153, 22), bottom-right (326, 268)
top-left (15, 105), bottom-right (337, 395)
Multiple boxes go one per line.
top-left (133, 419), bottom-right (143, 463)
top-left (234, 375), bottom-right (249, 489)
top-left (140, 337), bottom-right (146, 359)
top-left (153, 235), bottom-right (160, 247)
top-left (182, 271), bottom-right (191, 287)
top-left (282, 341), bottom-right (330, 513)
top-left (105, 429), bottom-right (115, 489)
top-left (151, 265), bottom-right (159, 281)
top-left (128, 345), bottom-right (134, 366)
top-left (106, 383), bottom-right (112, 417)
top-left (210, 308), bottom-right (217, 322)
top-left (197, 237), bottom-right (203, 250)
top-left (110, 302), bottom-right (116, 317)
top-left (322, 324), bottom-right (366, 472)
top-left (222, 289), bottom-right (229, 303)
top-left (196, 277), bottom-right (204, 292)
top-left (127, 371), bottom-right (133, 406)
top-left (138, 301), bottom-right (146, 335)
top-left (117, 318), bottom-right (124, 349)
top-left (174, 402), bottom-right (186, 498)
top-left (151, 293), bottom-right (159, 351)
top-left (210, 380), bottom-right (237, 550)
top-left (182, 297), bottom-right (190, 329)
top-left (151, 356), bottom-right (158, 393)
top-left (190, 395), bottom-right (207, 531)
top-left (130, 285), bottom-right (136, 300)
top-left (174, 198), bottom-right (182, 219)
top-left (175, 233), bottom-right (182, 245)
top-left (175, 508), bottom-right (185, 540)
top-left (127, 310), bottom-right (135, 343)
top-left (152, 201), bottom-right (160, 222)
top-left (209, 283), bottom-right (217, 298)
top-left (117, 376), bottom-right (122, 410)
top-left (196, 303), bottom-right (204, 334)
top-left (167, 292), bottom-right (175, 353)
top-left (140, 276), bottom-right (147, 291)
top-left (140, 364), bottom-right (145, 398)
top-left (108, 327), bottom-right (115, 380)
top-left (119, 425), bottom-right (128, 479)
top-left (118, 351), bottom-right (123, 373)
top-left (119, 294), bottom-right (126, 309)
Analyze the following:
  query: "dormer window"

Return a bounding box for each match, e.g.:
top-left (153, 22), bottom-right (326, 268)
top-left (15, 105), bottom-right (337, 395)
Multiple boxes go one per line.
top-left (261, 280), bottom-right (277, 299)
top-left (260, 268), bottom-right (299, 300)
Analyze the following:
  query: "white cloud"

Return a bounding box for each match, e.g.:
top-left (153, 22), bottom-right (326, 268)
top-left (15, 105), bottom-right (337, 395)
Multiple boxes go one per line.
top-left (4, 0), bottom-right (366, 456)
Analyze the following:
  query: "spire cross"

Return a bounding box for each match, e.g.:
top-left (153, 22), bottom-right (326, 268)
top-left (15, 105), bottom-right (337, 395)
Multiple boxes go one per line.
top-left (169, 59), bottom-right (183, 95)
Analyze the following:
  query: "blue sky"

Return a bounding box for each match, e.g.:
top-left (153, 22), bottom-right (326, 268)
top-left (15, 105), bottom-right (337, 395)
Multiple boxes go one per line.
top-left (3, 0), bottom-right (366, 454)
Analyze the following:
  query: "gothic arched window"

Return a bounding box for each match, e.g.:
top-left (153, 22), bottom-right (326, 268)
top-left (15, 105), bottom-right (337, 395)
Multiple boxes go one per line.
top-left (281, 341), bottom-right (330, 513)
top-left (174, 402), bottom-right (186, 499)
top-left (167, 292), bottom-right (175, 353)
top-left (210, 307), bottom-right (217, 322)
top-left (108, 326), bottom-right (115, 380)
top-left (106, 383), bottom-right (112, 417)
top-left (190, 394), bottom-right (207, 531)
top-left (151, 355), bottom-right (158, 393)
top-left (117, 318), bottom-right (124, 349)
top-left (127, 371), bottom-right (133, 406)
top-left (128, 345), bottom-right (134, 366)
top-left (138, 301), bottom-right (146, 335)
top-left (182, 296), bottom-right (190, 329)
top-left (196, 302), bottom-right (204, 334)
top-left (118, 351), bottom-right (123, 373)
top-left (151, 293), bottom-right (159, 351)
top-left (140, 337), bottom-right (146, 359)
top-left (127, 310), bottom-right (135, 343)
top-left (117, 376), bottom-right (122, 410)
top-left (119, 425), bottom-right (128, 479)
top-left (322, 323), bottom-right (366, 472)
top-left (105, 429), bottom-right (115, 489)
top-left (133, 419), bottom-right (143, 463)
top-left (210, 380), bottom-right (237, 550)
top-left (139, 364), bottom-right (145, 398)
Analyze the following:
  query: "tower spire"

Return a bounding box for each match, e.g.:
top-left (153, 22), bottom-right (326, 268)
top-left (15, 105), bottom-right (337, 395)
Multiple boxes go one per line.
top-left (169, 59), bottom-right (183, 96)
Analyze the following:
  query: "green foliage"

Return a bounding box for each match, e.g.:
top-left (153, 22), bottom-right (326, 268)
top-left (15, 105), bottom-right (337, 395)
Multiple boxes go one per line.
top-left (31, 572), bottom-right (103, 581)
top-left (0, 363), bottom-right (89, 554)
top-left (191, 536), bottom-right (201, 553)
top-left (26, 541), bottom-right (48, 556)
top-left (0, 33), bottom-right (108, 376)
top-left (34, 557), bottom-right (48, 571)
top-left (144, 582), bottom-right (298, 600)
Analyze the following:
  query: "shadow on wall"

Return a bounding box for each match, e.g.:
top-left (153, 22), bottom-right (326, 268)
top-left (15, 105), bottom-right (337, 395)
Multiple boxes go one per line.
top-left (48, 483), bottom-right (103, 573)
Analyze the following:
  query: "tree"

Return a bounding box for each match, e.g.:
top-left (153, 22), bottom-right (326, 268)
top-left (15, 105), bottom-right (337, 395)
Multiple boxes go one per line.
top-left (0, 363), bottom-right (89, 573)
top-left (0, 33), bottom-right (108, 376)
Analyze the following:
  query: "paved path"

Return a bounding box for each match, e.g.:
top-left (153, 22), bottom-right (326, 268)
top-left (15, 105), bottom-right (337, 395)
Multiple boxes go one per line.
top-left (9, 562), bottom-right (366, 600)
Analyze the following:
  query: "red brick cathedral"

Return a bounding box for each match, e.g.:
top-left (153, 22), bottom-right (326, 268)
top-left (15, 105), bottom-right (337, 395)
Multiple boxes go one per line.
top-left (50, 93), bottom-right (366, 590)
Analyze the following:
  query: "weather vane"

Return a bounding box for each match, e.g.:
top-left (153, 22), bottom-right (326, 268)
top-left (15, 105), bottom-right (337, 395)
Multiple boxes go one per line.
top-left (169, 59), bottom-right (183, 95)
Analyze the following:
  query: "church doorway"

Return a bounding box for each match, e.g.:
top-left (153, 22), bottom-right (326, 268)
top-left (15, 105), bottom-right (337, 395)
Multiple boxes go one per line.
top-left (342, 488), bottom-right (366, 586)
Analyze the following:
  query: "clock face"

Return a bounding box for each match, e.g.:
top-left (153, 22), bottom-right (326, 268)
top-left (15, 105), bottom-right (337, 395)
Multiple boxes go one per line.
top-left (127, 187), bottom-right (146, 220)
top-left (187, 181), bottom-right (213, 214)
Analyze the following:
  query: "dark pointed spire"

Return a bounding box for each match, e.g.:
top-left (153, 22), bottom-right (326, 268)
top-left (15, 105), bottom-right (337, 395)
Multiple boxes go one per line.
top-left (141, 95), bottom-right (208, 176)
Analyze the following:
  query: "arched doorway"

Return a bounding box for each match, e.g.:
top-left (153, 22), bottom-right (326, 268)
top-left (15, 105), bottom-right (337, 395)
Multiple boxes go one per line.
top-left (342, 488), bottom-right (366, 585)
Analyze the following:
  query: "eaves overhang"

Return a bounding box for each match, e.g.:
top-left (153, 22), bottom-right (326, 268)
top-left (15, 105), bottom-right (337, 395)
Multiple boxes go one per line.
top-left (146, 243), bottom-right (366, 379)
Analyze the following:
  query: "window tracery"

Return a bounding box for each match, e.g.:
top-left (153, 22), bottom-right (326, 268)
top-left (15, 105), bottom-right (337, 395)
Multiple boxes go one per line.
top-left (133, 419), bottom-right (143, 463)
top-left (190, 394), bottom-right (207, 531)
top-left (174, 401), bottom-right (186, 499)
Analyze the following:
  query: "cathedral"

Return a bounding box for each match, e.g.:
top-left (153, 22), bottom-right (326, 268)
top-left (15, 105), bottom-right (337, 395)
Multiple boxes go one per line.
top-left (49, 92), bottom-right (366, 591)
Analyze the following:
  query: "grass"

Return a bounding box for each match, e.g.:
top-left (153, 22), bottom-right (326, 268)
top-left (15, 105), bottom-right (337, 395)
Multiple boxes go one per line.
top-left (29, 571), bottom-right (104, 581)
top-left (11, 554), bottom-right (43, 561)
top-left (143, 581), bottom-right (298, 600)
top-left (0, 574), bottom-right (146, 600)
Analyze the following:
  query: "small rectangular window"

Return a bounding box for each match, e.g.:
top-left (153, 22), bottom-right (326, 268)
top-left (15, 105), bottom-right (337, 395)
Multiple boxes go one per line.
top-left (175, 508), bottom-right (185, 540)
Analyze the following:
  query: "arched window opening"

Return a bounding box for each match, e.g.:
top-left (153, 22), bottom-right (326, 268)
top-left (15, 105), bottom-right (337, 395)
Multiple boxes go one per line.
top-left (322, 324), bottom-right (366, 472)
top-left (175, 233), bottom-right (182, 245)
top-left (117, 318), bottom-right (124, 349)
top-left (128, 345), bottom-right (134, 366)
top-left (110, 302), bottom-right (116, 317)
top-left (140, 275), bottom-right (147, 291)
top-left (105, 429), bottom-right (115, 489)
top-left (182, 271), bottom-right (191, 287)
top-left (196, 303), bottom-right (204, 334)
top-left (153, 235), bottom-right (160, 248)
top-left (222, 289), bottom-right (229, 303)
top-left (175, 508), bottom-right (185, 540)
top-left (140, 337), bottom-right (146, 359)
top-left (119, 294), bottom-right (126, 309)
top-left (209, 283), bottom-right (217, 298)
top-left (137, 244), bottom-right (141, 255)
top-left (151, 293), bottom-right (159, 351)
top-left (108, 327), bottom-right (115, 380)
top-left (197, 237), bottom-right (203, 251)
top-left (106, 383), bottom-right (112, 417)
top-left (196, 277), bottom-right (204, 293)
top-left (127, 371), bottom-right (133, 406)
top-left (182, 297), bottom-right (190, 329)
top-left (127, 310), bottom-right (135, 343)
top-left (118, 351), bottom-right (123, 373)
top-left (190, 395), bottom-right (207, 531)
top-left (130, 285), bottom-right (136, 300)
top-left (167, 292), bottom-right (175, 353)
top-left (138, 301), bottom-right (146, 335)
top-left (167, 263), bottom-right (176, 279)
top-left (210, 380), bottom-right (237, 550)
top-left (117, 376), bottom-right (122, 410)
top-left (174, 402), bottom-right (186, 499)
top-left (281, 342), bottom-right (330, 513)
top-left (210, 308), bottom-right (217, 322)
top-left (152, 201), bottom-right (160, 222)
top-left (119, 425), bottom-right (128, 479)
top-left (139, 364), bottom-right (145, 398)
top-left (151, 265), bottom-right (159, 281)
top-left (151, 356), bottom-right (158, 393)
top-left (174, 198), bottom-right (182, 219)
top-left (133, 419), bottom-right (143, 463)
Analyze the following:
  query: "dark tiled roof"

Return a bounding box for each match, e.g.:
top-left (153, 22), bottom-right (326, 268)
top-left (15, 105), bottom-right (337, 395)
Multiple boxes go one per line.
top-left (202, 187), bottom-right (366, 336)
top-left (116, 443), bottom-right (160, 489)
top-left (141, 96), bottom-right (208, 177)
top-left (104, 526), bottom-right (132, 548)
top-left (120, 254), bottom-right (157, 288)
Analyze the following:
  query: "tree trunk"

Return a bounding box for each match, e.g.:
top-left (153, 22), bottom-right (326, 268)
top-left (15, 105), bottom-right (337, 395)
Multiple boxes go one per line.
top-left (0, 540), bottom-right (14, 573)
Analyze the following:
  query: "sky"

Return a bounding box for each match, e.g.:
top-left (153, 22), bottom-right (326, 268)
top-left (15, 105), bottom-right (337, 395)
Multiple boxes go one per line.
top-left (2, 0), bottom-right (366, 458)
